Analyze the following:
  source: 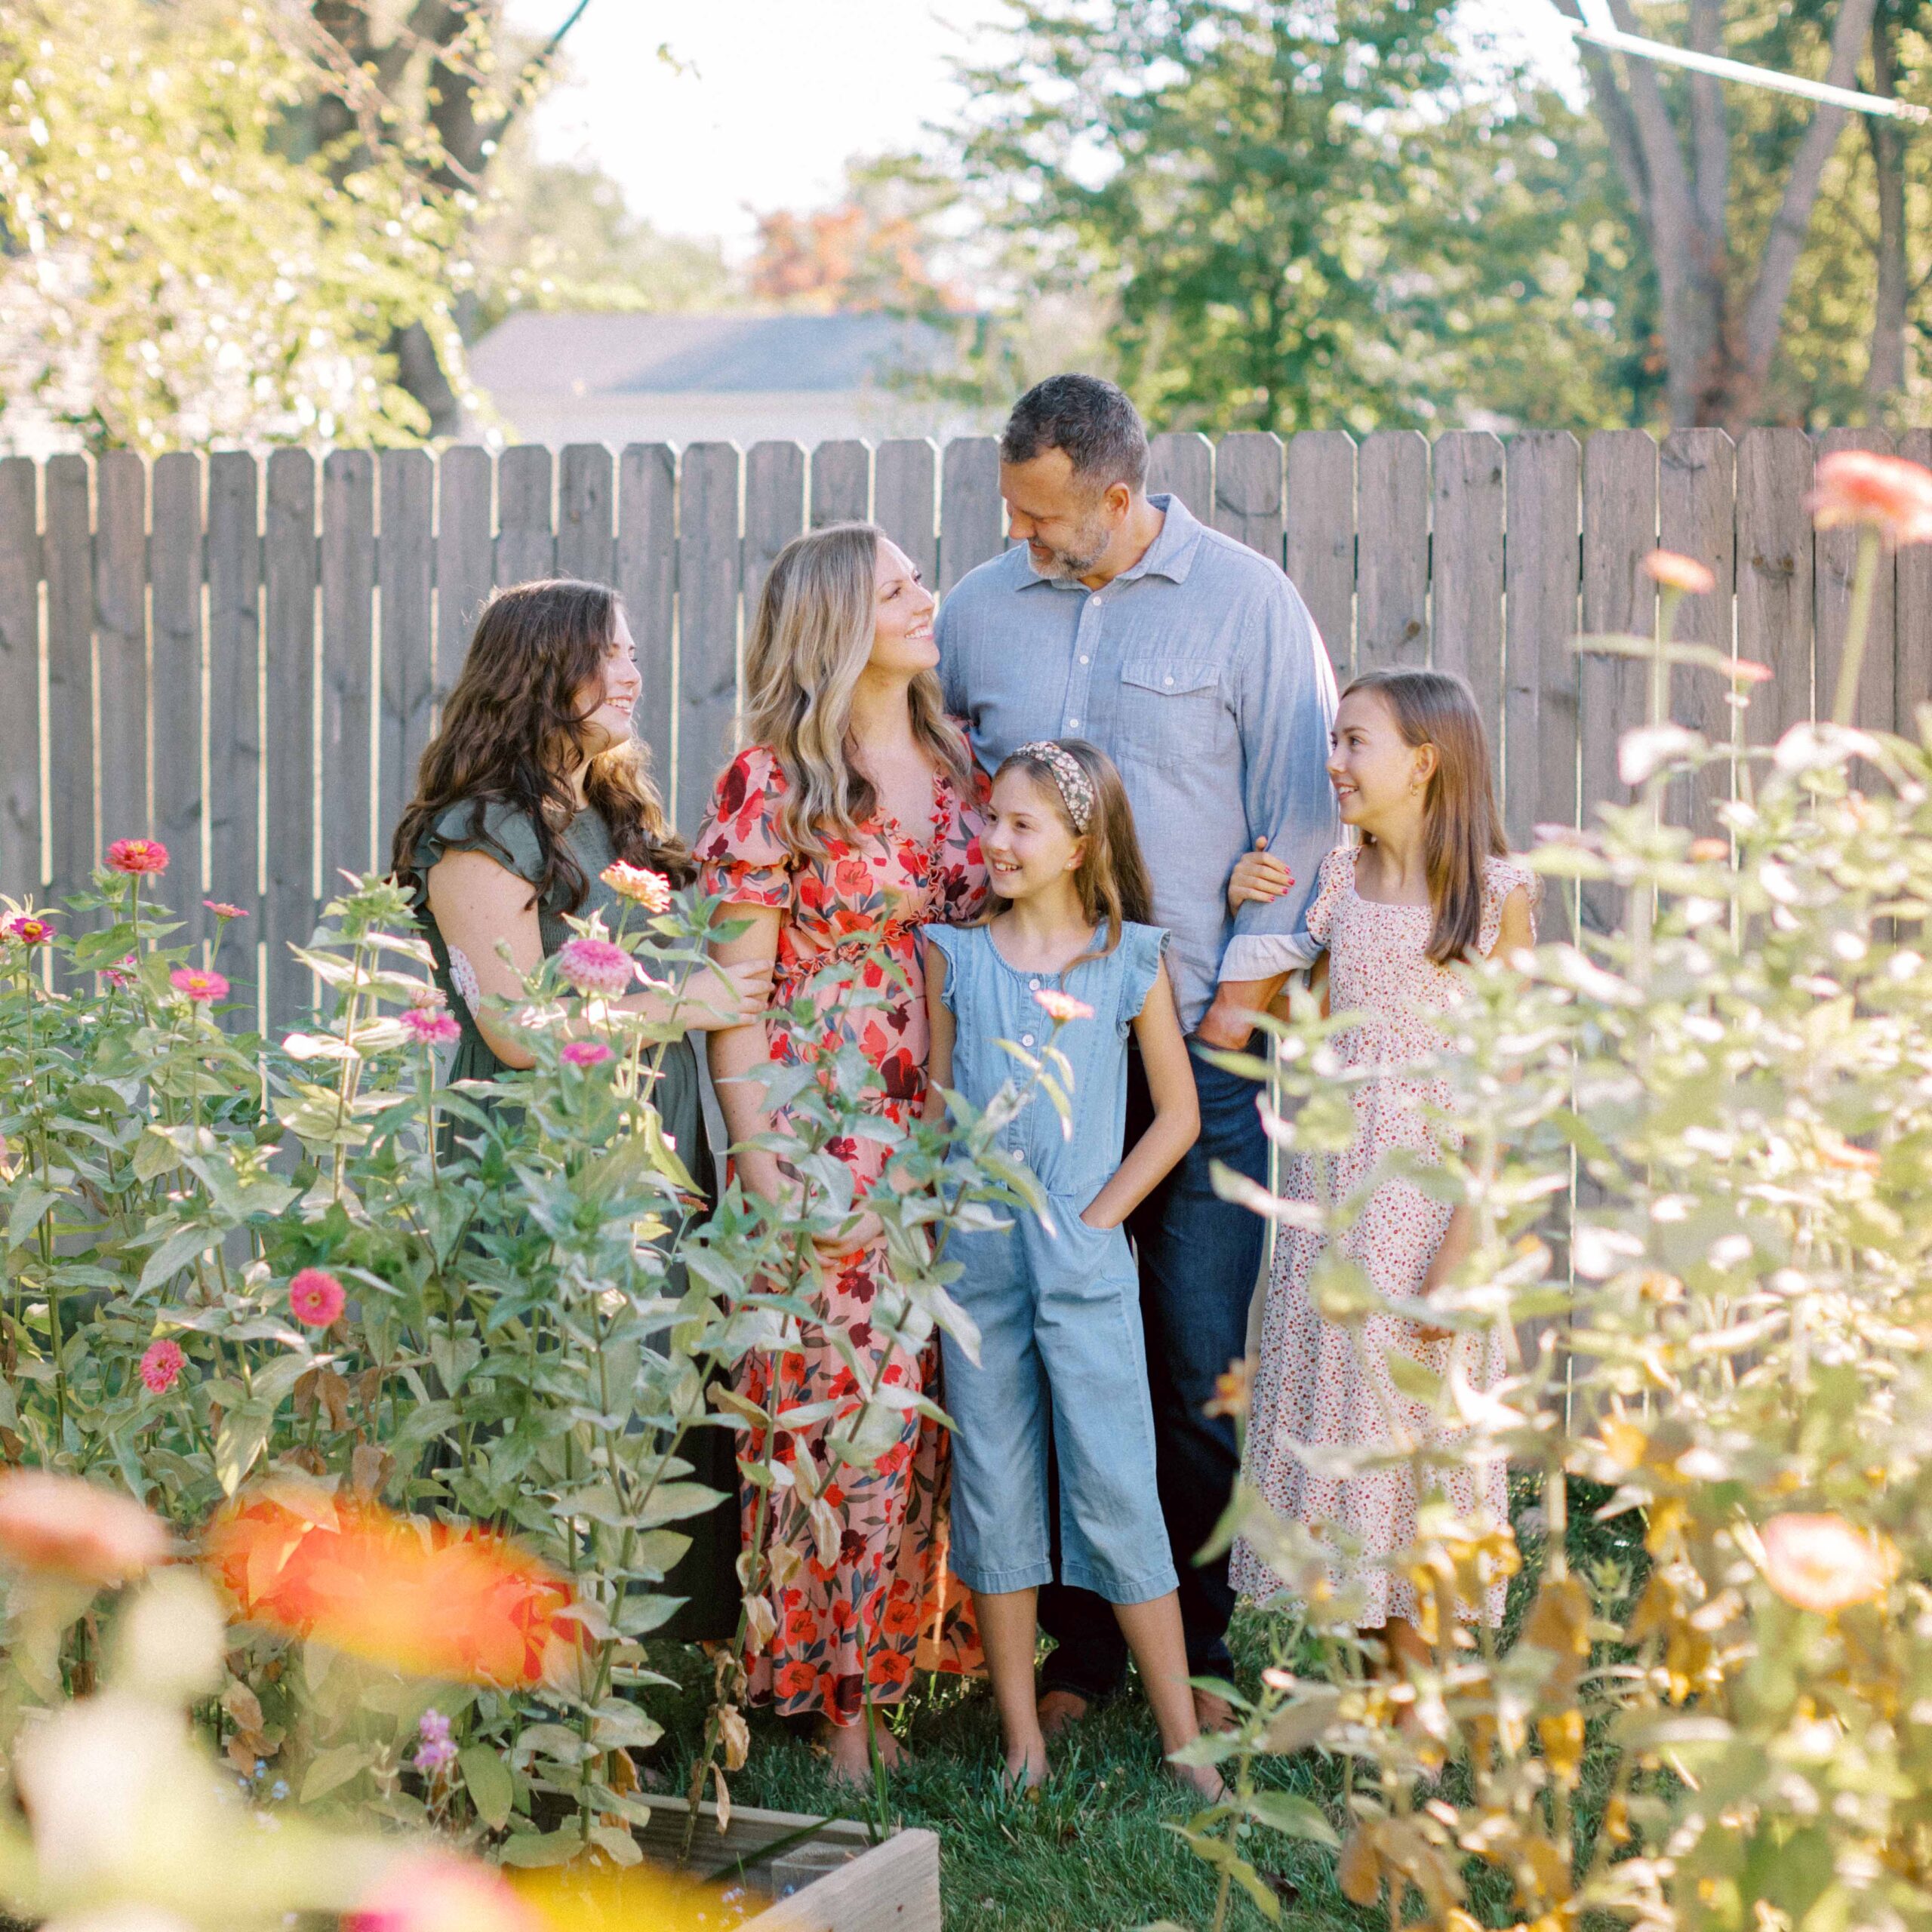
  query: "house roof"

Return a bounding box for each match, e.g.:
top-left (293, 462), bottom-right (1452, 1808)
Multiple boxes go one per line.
top-left (469, 312), bottom-right (954, 397)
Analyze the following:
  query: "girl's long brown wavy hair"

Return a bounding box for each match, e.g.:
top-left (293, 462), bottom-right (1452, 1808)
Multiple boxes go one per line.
top-left (741, 521), bottom-right (971, 854)
top-left (1345, 666), bottom-right (1506, 965)
top-left (983, 739), bottom-right (1154, 967)
top-left (390, 578), bottom-right (691, 912)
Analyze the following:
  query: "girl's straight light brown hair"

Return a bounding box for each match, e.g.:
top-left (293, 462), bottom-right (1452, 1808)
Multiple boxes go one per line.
top-left (983, 738), bottom-right (1154, 967)
top-left (1344, 667), bottom-right (1506, 965)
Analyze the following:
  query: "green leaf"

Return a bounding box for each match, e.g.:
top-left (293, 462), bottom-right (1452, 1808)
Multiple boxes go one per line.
top-left (498, 1831), bottom-right (583, 1869)
top-left (6, 1183), bottom-right (56, 1253)
top-left (301, 1743), bottom-right (375, 1803)
top-left (214, 1408), bottom-right (273, 1495)
top-left (137, 1223), bottom-right (223, 1295)
top-left (1244, 1790), bottom-right (1340, 1847)
top-left (460, 1744), bottom-right (515, 1830)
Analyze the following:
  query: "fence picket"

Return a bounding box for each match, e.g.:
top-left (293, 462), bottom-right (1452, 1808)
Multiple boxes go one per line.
top-left (616, 445), bottom-right (678, 793)
top-left (152, 453), bottom-right (204, 950)
top-left (875, 440), bottom-right (938, 588)
top-left (557, 444), bottom-right (614, 584)
top-left (744, 442), bottom-right (807, 621)
top-left (940, 438), bottom-right (1002, 594)
top-left (1736, 429), bottom-right (1814, 749)
top-left (496, 445), bottom-right (555, 588)
top-left (96, 452), bottom-right (149, 863)
top-left (264, 448), bottom-right (317, 1029)
top-left (0, 460), bottom-right (38, 904)
top-left (1284, 432), bottom-right (1356, 679)
top-left (1148, 432), bottom-right (1212, 523)
top-left (1658, 429), bottom-right (1736, 831)
top-left (206, 453), bottom-right (260, 931)
top-left (378, 450), bottom-right (435, 860)
top-left (811, 441), bottom-right (872, 528)
top-left (1580, 430), bottom-right (1658, 934)
top-left (1900, 429), bottom-right (1932, 740)
top-left (1430, 431), bottom-right (1505, 755)
top-left (435, 447), bottom-right (494, 707)
top-left (1213, 432), bottom-right (1284, 566)
top-left (321, 451), bottom-right (377, 888)
top-left (45, 455), bottom-right (92, 921)
top-left (677, 443), bottom-right (743, 833)
top-left (1815, 429), bottom-right (1897, 734)
top-left (1504, 433), bottom-right (1581, 894)
top-left (1356, 432), bottom-right (1429, 673)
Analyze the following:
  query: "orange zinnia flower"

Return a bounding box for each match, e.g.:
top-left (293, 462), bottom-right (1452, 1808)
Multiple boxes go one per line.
top-left (1805, 451), bottom-right (1932, 546)
top-left (204, 1483), bottom-right (578, 1687)
top-left (0, 1469), bottom-right (169, 1586)
top-left (1643, 549), bottom-right (1716, 595)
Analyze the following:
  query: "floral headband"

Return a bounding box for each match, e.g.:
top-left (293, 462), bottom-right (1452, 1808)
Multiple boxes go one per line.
top-left (1012, 740), bottom-right (1095, 833)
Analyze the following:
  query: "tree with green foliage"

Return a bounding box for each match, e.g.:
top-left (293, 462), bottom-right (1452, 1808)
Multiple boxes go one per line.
top-left (921, 0), bottom-right (1655, 434)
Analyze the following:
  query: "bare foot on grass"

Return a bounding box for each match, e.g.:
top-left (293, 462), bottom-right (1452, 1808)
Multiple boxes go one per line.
top-left (1035, 1687), bottom-right (1088, 1740)
top-left (817, 1717), bottom-right (906, 1786)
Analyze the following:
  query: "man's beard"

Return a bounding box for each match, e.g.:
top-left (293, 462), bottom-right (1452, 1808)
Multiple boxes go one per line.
top-left (1029, 512), bottom-right (1113, 580)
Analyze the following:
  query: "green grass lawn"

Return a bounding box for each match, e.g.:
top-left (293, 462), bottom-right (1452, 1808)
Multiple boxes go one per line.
top-left (645, 1478), bottom-right (1639, 1930)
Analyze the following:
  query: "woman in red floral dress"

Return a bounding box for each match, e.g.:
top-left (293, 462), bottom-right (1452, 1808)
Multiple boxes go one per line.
top-left (695, 520), bottom-right (988, 1782)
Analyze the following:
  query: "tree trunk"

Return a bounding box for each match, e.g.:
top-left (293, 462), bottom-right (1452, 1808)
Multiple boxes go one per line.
top-left (1865, 2), bottom-right (1908, 408)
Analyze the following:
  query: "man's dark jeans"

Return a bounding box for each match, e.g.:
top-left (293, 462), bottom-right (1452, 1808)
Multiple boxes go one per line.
top-left (1038, 1043), bottom-right (1269, 1699)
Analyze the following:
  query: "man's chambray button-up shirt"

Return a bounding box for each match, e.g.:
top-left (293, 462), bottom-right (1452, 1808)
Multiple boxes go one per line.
top-left (936, 492), bottom-right (1341, 1035)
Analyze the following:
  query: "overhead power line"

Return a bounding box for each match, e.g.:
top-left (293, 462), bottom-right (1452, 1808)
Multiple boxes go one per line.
top-left (1558, 0), bottom-right (1932, 125)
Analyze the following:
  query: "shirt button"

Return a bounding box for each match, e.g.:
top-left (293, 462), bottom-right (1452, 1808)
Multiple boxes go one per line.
top-left (1164, 675), bottom-right (1175, 687)
top-left (1013, 1147), bottom-right (1028, 1165)
top-left (1078, 654), bottom-right (1090, 665)
top-left (1021, 1032), bottom-right (1036, 1048)
top-left (1066, 717), bottom-right (1079, 729)
top-left (1029, 977), bottom-right (1041, 991)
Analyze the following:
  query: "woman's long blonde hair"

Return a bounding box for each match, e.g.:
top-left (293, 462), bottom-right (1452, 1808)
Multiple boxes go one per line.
top-left (742, 522), bottom-right (971, 854)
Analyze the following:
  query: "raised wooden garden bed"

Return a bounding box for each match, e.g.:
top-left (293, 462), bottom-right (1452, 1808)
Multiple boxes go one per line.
top-left (635, 1795), bottom-right (941, 1931)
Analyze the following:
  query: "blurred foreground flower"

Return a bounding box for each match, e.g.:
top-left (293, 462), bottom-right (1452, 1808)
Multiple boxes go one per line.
top-left (205, 1484), bottom-right (577, 1687)
top-left (554, 937), bottom-right (634, 996)
top-left (0, 1471), bottom-right (168, 1586)
top-left (1760, 1512), bottom-right (1894, 1614)
top-left (1034, 989), bottom-right (1093, 1023)
top-left (1643, 549), bottom-right (1716, 595)
top-left (348, 1855), bottom-right (543, 1932)
top-left (560, 1040), bottom-right (613, 1068)
top-left (400, 1007), bottom-right (461, 1048)
top-left (1805, 450), bottom-right (1932, 546)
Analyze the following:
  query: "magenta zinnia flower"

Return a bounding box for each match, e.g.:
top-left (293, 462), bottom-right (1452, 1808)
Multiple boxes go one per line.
top-left (203, 899), bottom-right (247, 921)
top-left (401, 1008), bottom-right (461, 1047)
top-left (2, 914), bottom-right (52, 946)
top-left (170, 966), bottom-right (229, 1004)
top-left (288, 1267), bottom-right (346, 1327)
top-left (560, 1040), bottom-right (613, 1068)
top-left (107, 838), bottom-right (169, 876)
top-left (554, 936), bottom-right (634, 996)
top-left (138, 1339), bottom-right (186, 1395)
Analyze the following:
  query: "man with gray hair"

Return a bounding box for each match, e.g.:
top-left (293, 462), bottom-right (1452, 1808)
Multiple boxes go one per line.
top-left (937, 372), bottom-right (1340, 1733)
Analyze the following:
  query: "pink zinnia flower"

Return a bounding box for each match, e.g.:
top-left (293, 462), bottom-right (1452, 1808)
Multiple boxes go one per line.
top-left (346, 1853), bottom-right (541, 1932)
top-left (408, 981), bottom-right (447, 1010)
top-left (0, 1470), bottom-right (169, 1586)
top-left (288, 1267), bottom-right (346, 1327)
top-left (554, 936), bottom-right (635, 996)
top-left (203, 899), bottom-right (247, 921)
top-left (1642, 549), bottom-right (1715, 595)
top-left (170, 966), bottom-right (229, 1004)
top-left (106, 838), bottom-right (168, 876)
top-left (1761, 1512), bottom-right (1894, 1615)
top-left (2, 914), bottom-right (52, 946)
top-left (102, 953), bottom-right (137, 990)
top-left (1034, 989), bottom-right (1094, 1024)
top-left (1730, 660), bottom-right (1774, 685)
top-left (560, 1040), bottom-right (613, 1068)
top-left (138, 1338), bottom-right (186, 1394)
top-left (401, 1008), bottom-right (461, 1047)
top-left (1806, 451), bottom-right (1932, 546)
top-left (600, 862), bottom-right (674, 913)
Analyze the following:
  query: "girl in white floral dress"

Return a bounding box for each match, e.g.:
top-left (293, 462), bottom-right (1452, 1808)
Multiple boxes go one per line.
top-left (1230, 667), bottom-right (1535, 1672)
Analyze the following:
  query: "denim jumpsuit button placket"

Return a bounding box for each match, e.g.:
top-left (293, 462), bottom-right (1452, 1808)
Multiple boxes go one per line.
top-left (927, 921), bottom-right (1179, 1607)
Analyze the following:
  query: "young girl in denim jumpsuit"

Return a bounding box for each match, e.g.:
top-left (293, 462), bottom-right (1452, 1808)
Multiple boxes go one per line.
top-left (924, 739), bottom-right (1217, 1796)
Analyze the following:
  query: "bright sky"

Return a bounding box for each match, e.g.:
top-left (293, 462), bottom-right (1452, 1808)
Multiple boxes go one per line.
top-left (512, 0), bottom-right (1583, 250)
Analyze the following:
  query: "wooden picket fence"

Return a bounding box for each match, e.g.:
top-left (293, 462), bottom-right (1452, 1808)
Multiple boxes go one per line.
top-left (0, 425), bottom-right (1927, 1028)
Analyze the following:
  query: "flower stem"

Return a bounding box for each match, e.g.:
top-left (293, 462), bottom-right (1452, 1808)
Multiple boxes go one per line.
top-left (1830, 527), bottom-right (1882, 728)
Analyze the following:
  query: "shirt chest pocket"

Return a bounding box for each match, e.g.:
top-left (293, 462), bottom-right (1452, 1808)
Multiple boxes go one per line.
top-left (1117, 659), bottom-right (1226, 767)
